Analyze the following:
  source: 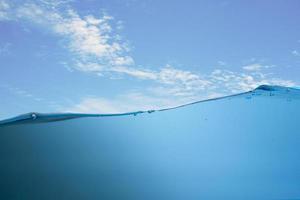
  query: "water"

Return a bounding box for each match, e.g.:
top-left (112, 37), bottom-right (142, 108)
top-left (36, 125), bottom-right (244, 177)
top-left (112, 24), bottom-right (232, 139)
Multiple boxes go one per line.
top-left (0, 85), bottom-right (299, 199)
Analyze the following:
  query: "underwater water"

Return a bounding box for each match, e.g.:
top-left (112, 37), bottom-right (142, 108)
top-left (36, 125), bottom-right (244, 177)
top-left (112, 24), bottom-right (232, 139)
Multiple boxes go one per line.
top-left (0, 85), bottom-right (300, 199)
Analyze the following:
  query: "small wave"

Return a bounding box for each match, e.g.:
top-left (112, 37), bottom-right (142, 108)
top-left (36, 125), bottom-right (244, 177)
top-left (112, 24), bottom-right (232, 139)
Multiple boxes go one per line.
top-left (1, 85), bottom-right (299, 126)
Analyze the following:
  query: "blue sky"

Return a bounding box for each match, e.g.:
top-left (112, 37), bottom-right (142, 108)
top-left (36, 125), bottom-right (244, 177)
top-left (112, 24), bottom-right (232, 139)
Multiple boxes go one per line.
top-left (0, 0), bottom-right (300, 119)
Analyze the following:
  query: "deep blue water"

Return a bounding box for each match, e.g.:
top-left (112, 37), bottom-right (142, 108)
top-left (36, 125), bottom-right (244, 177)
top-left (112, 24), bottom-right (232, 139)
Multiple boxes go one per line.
top-left (0, 85), bottom-right (300, 199)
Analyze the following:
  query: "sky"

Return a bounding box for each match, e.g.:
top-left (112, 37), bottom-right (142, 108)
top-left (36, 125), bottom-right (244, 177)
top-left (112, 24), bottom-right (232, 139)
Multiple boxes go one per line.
top-left (0, 0), bottom-right (300, 119)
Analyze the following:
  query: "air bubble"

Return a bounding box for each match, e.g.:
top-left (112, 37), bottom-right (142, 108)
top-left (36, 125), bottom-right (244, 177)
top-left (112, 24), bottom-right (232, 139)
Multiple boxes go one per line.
top-left (31, 113), bottom-right (37, 120)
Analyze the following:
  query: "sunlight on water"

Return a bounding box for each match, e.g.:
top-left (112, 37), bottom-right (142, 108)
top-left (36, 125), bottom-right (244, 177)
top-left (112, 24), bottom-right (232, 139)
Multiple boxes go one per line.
top-left (0, 85), bottom-right (300, 199)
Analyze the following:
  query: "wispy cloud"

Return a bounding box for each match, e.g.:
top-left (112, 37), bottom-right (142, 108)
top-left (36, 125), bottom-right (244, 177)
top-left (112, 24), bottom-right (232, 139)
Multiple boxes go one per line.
top-left (39, 0), bottom-right (74, 8)
top-left (0, 42), bottom-right (11, 55)
top-left (0, 0), bottom-right (9, 20)
top-left (68, 67), bottom-right (297, 114)
top-left (67, 92), bottom-right (192, 114)
top-left (112, 65), bottom-right (295, 96)
top-left (0, 84), bottom-right (43, 101)
top-left (242, 63), bottom-right (271, 71)
top-left (1, 0), bottom-right (133, 71)
top-left (292, 50), bottom-right (300, 57)
top-left (209, 69), bottom-right (295, 93)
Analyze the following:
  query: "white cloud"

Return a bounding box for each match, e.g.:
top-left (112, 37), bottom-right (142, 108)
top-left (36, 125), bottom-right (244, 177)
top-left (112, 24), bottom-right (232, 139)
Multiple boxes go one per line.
top-left (111, 64), bottom-right (211, 86)
top-left (109, 65), bottom-right (213, 97)
top-left (69, 97), bottom-right (122, 114)
top-left (111, 56), bottom-right (134, 66)
top-left (0, 42), bottom-right (11, 55)
top-left (67, 92), bottom-right (192, 114)
top-left (54, 12), bottom-right (117, 58)
top-left (292, 50), bottom-right (300, 57)
top-left (217, 61), bottom-right (226, 66)
top-left (39, 0), bottom-right (74, 8)
top-left (209, 69), bottom-right (295, 93)
top-left (158, 66), bottom-right (208, 86)
top-left (3, 1), bottom-right (133, 72)
top-left (242, 63), bottom-right (270, 71)
top-left (0, 0), bottom-right (10, 20)
top-left (111, 66), bottom-right (157, 79)
top-left (0, 84), bottom-right (44, 101)
top-left (68, 67), bottom-right (297, 114)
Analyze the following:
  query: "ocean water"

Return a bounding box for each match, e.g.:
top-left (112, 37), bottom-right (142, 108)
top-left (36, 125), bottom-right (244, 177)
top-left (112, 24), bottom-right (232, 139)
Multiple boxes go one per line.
top-left (0, 85), bottom-right (300, 199)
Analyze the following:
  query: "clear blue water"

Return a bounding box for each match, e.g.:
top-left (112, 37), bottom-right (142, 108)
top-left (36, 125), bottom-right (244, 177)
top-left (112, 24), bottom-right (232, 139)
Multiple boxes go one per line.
top-left (0, 85), bottom-right (300, 199)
